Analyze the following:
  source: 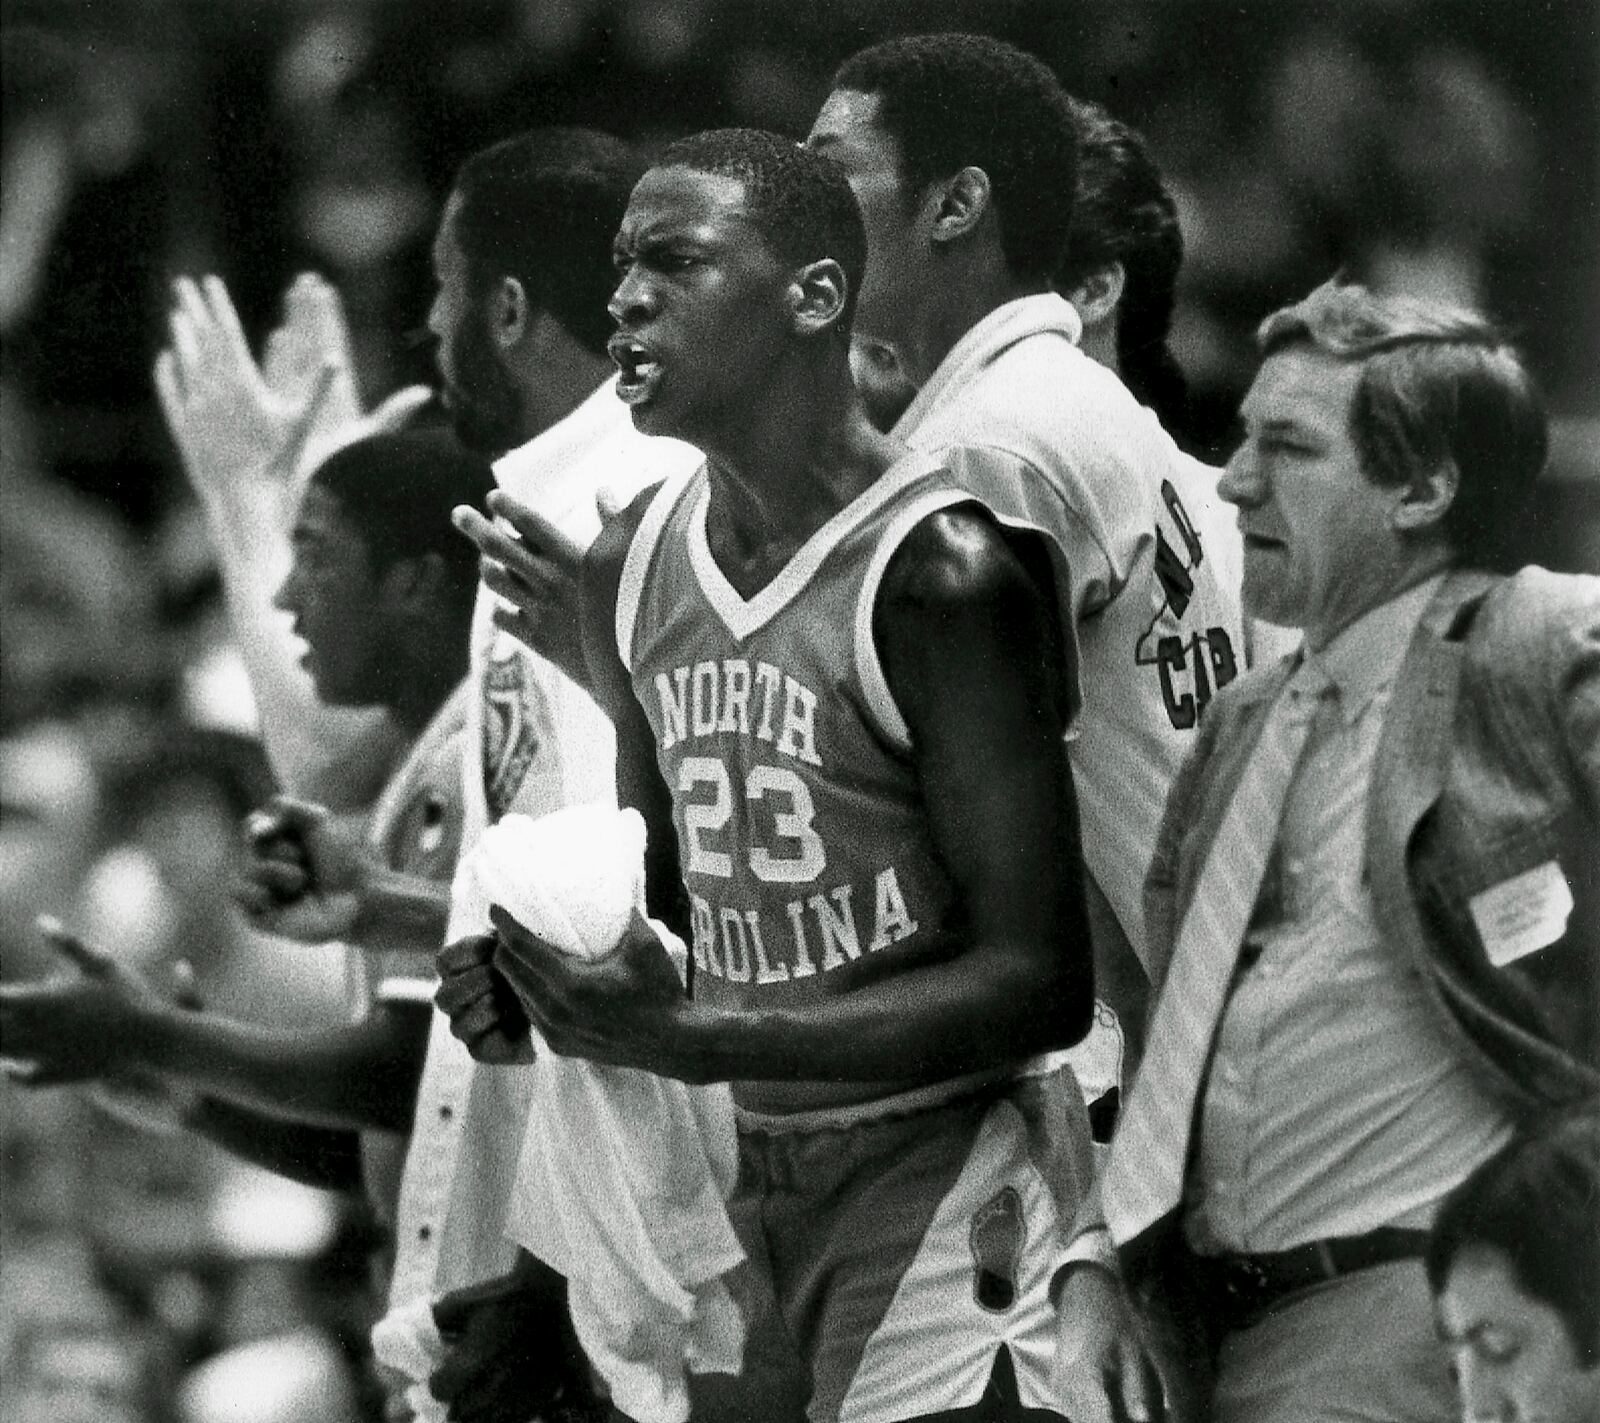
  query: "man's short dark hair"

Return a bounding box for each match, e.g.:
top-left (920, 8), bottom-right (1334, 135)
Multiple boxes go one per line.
top-left (1426, 1114), bottom-right (1600, 1366)
top-left (657, 128), bottom-right (867, 336)
top-left (1058, 98), bottom-right (1187, 428)
top-left (309, 431), bottom-right (494, 611)
top-left (451, 128), bottom-right (645, 359)
top-left (833, 33), bottom-right (1076, 283)
top-left (1258, 280), bottom-right (1548, 568)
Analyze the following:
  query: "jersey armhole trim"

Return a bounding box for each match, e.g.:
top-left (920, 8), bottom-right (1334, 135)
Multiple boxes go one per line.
top-left (854, 488), bottom-right (975, 752)
top-left (985, 509), bottom-right (1086, 733)
top-left (615, 464), bottom-right (703, 673)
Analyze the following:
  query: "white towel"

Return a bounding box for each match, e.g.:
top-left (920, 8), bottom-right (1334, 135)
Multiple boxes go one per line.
top-left (369, 1298), bottom-right (447, 1423)
top-left (460, 806), bottom-right (745, 1423)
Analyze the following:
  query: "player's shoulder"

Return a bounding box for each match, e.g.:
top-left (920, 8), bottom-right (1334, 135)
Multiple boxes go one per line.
top-left (937, 347), bottom-right (1189, 497)
top-left (877, 501), bottom-right (1035, 615)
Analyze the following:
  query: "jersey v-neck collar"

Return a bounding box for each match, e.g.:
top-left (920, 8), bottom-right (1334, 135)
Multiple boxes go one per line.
top-left (686, 450), bottom-right (942, 642)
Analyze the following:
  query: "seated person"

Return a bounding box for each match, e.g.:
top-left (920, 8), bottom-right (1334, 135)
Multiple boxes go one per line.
top-left (1428, 1112), bottom-right (1600, 1423)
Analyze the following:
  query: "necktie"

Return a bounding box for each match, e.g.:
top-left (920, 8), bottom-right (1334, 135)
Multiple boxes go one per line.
top-left (1101, 660), bottom-right (1332, 1245)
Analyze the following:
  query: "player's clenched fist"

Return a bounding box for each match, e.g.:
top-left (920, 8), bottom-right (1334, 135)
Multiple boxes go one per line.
top-left (234, 796), bottom-right (373, 943)
top-left (436, 933), bottom-right (536, 1065)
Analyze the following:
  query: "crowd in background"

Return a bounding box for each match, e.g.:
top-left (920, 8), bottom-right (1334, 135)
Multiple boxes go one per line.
top-left (1, 3), bottom-right (1596, 1421)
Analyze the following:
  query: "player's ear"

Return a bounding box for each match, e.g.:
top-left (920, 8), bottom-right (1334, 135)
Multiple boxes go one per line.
top-left (1064, 262), bottom-right (1126, 331)
top-left (491, 276), bottom-right (530, 350)
top-left (1391, 457), bottom-right (1459, 536)
top-left (382, 551), bottom-right (447, 614)
top-left (928, 166), bottom-right (992, 248)
top-left (790, 259), bottom-right (848, 338)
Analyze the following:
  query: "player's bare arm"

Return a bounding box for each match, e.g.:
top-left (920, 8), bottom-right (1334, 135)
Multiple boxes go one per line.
top-left (236, 796), bottom-right (450, 953)
top-left (481, 504), bottom-right (1094, 1084)
top-left (0, 918), bottom-right (426, 1132)
top-left (184, 1103), bottom-right (364, 1193)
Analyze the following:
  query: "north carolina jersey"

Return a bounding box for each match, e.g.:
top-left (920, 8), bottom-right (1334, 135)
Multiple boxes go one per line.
top-left (617, 453), bottom-right (1005, 1113)
top-left (896, 294), bottom-right (1244, 970)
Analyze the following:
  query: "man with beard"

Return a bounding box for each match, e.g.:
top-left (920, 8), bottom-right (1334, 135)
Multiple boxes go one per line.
top-left (239, 129), bottom-right (699, 1421)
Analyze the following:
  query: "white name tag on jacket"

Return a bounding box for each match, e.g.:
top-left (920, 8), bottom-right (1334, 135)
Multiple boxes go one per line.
top-left (1469, 860), bottom-right (1574, 967)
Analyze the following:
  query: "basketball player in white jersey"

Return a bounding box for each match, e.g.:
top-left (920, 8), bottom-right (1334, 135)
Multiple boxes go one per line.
top-left (441, 130), bottom-right (1097, 1420)
top-left (808, 34), bottom-right (1246, 1127)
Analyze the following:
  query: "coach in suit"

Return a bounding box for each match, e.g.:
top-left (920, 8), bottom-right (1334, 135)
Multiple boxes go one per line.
top-left (1053, 280), bottom-right (1599, 1423)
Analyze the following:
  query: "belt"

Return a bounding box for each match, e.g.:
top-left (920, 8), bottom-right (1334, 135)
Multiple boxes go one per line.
top-left (1190, 1227), bottom-right (1430, 1334)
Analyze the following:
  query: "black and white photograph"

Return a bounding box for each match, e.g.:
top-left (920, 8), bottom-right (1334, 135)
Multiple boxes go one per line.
top-left (1, 3), bottom-right (1596, 1422)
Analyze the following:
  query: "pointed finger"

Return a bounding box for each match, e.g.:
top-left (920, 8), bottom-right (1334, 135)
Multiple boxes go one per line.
top-left (486, 491), bottom-right (583, 565)
top-left (480, 556), bottom-right (544, 608)
top-left (452, 504), bottom-right (517, 562)
top-left (36, 916), bottom-right (113, 978)
top-left (489, 602), bottom-right (538, 653)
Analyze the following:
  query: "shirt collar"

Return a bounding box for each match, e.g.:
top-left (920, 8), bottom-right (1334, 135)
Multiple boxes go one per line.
top-left (489, 377), bottom-right (623, 508)
top-left (1303, 573), bottom-right (1446, 724)
top-left (895, 293), bottom-right (1083, 439)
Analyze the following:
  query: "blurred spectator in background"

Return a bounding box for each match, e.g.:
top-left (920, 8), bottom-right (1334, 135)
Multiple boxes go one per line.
top-left (1056, 95), bottom-right (1190, 440)
top-left (1428, 1114), bottom-right (1600, 1423)
top-left (154, 273), bottom-right (433, 809)
top-left (1, 425), bottom-right (492, 1275)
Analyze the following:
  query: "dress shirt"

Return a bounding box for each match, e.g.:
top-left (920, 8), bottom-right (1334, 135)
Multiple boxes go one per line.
top-left (387, 380), bottom-right (700, 1311)
top-left (1185, 575), bottom-right (1513, 1254)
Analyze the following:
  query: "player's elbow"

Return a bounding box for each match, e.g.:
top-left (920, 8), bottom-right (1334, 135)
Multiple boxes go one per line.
top-left (1042, 962), bottom-right (1095, 1051)
top-left (1001, 945), bottom-right (1093, 1057)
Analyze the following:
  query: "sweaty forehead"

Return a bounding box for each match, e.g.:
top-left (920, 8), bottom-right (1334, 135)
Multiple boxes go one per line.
top-left (621, 166), bottom-right (752, 238)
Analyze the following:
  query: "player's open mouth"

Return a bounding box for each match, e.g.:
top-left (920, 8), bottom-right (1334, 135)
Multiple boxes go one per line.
top-left (610, 336), bottom-right (663, 405)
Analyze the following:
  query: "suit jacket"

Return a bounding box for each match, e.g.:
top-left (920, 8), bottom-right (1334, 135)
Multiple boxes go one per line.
top-left (1144, 566), bottom-right (1600, 1118)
